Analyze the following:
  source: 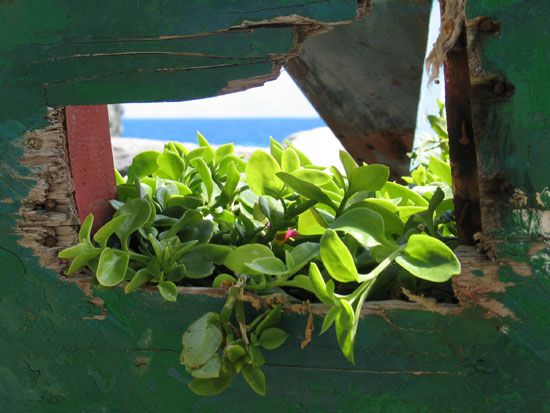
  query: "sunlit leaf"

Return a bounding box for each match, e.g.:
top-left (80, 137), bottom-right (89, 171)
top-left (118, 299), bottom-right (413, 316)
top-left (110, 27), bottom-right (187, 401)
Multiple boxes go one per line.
top-left (96, 248), bottom-right (129, 287)
top-left (320, 229), bottom-right (359, 282)
top-left (395, 234), bottom-right (460, 281)
top-left (223, 244), bottom-right (274, 275)
top-left (127, 150), bottom-right (160, 181)
top-left (245, 150), bottom-right (283, 195)
top-left (245, 256), bottom-right (287, 276)
top-left (281, 147), bottom-right (300, 172)
top-left (349, 164), bottom-right (389, 194)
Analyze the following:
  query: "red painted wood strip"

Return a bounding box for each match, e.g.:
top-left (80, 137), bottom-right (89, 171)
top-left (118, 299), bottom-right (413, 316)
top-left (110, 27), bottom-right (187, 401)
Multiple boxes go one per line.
top-left (65, 105), bottom-right (116, 231)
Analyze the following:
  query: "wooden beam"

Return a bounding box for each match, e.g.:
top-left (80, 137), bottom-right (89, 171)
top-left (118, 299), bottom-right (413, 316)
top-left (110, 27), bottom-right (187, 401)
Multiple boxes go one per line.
top-left (65, 105), bottom-right (116, 231)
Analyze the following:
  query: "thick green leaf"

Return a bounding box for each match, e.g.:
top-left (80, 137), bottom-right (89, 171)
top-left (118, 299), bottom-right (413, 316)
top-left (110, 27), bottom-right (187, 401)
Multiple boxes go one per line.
top-left (285, 199), bottom-right (317, 220)
top-left (156, 150), bottom-right (184, 180)
top-left (113, 198), bottom-right (152, 248)
top-left (195, 132), bottom-right (215, 165)
top-left (114, 168), bottom-right (126, 185)
top-left (158, 280), bottom-right (178, 302)
top-left (269, 137), bottom-right (284, 164)
top-left (215, 143), bottom-right (234, 163)
top-left (285, 142), bottom-right (312, 166)
top-left (335, 318), bottom-right (355, 364)
top-left (352, 200), bottom-right (404, 238)
top-left (254, 306), bottom-right (282, 336)
top-left (197, 131), bottom-right (212, 148)
top-left (320, 305), bottom-right (339, 334)
top-left (349, 164), bottom-right (390, 194)
top-left (281, 147), bottom-right (300, 172)
top-left (127, 150), bottom-right (160, 181)
top-left (429, 156), bottom-right (452, 186)
top-left (164, 141), bottom-right (186, 156)
top-left (288, 242), bottom-right (319, 274)
top-left (58, 243), bottom-right (101, 275)
top-left (282, 274), bottom-right (315, 294)
top-left (160, 209), bottom-right (203, 240)
top-left (180, 244), bottom-right (233, 279)
top-left (258, 196), bottom-right (284, 229)
top-left (245, 150), bottom-right (283, 195)
top-left (330, 208), bottom-right (390, 248)
top-left (379, 182), bottom-right (429, 206)
top-left (395, 234), bottom-right (460, 282)
top-left (248, 345), bottom-right (266, 367)
top-left (190, 157), bottom-right (214, 201)
top-left (292, 168), bottom-right (332, 186)
top-left (225, 344), bottom-right (246, 363)
top-left (242, 365), bottom-right (266, 396)
top-left (96, 248), bottom-right (129, 287)
top-left (277, 172), bottom-right (337, 211)
top-left (78, 214), bottom-right (94, 244)
top-left (223, 244), bottom-right (273, 275)
top-left (117, 183), bottom-right (139, 202)
top-left (93, 214), bottom-right (129, 248)
top-left (339, 150), bottom-right (357, 178)
top-left (320, 230), bottom-right (359, 283)
top-left (190, 355), bottom-right (221, 379)
top-left (219, 155), bottom-right (246, 176)
top-left (188, 372), bottom-right (233, 396)
top-left (181, 312), bottom-right (222, 369)
top-left (245, 257), bottom-right (287, 276)
top-left (330, 166), bottom-right (346, 190)
top-left (221, 161), bottom-right (240, 199)
top-left (297, 208), bottom-right (327, 235)
top-left (308, 263), bottom-right (333, 304)
top-left (338, 299), bottom-right (354, 329)
top-left (258, 328), bottom-right (289, 350)
top-left (398, 206), bottom-right (428, 221)
top-left (124, 268), bottom-right (152, 294)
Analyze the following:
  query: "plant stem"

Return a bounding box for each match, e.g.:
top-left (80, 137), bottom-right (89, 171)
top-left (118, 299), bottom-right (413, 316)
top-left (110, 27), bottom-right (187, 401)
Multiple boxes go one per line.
top-left (357, 247), bottom-right (403, 283)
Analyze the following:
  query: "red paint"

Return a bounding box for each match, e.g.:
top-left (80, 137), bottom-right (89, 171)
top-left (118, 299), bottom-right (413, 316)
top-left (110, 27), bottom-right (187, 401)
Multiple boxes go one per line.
top-left (65, 105), bottom-right (116, 232)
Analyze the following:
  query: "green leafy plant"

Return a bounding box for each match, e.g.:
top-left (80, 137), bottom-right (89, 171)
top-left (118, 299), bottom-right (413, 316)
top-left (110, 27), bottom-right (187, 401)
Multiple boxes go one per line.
top-left (59, 131), bottom-right (460, 396)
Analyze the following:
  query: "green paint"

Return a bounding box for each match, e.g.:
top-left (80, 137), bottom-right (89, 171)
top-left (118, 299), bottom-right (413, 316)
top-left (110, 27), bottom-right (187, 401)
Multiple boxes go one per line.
top-left (0, 0), bottom-right (548, 411)
top-left (467, 0), bottom-right (550, 239)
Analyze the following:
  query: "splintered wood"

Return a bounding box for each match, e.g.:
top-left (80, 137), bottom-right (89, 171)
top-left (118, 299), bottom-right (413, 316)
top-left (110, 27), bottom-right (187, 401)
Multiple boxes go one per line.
top-left (16, 108), bottom-right (79, 271)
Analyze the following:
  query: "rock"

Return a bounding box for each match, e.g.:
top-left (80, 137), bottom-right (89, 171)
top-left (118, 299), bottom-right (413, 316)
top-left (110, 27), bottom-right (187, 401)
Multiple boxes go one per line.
top-left (286, 127), bottom-right (345, 170)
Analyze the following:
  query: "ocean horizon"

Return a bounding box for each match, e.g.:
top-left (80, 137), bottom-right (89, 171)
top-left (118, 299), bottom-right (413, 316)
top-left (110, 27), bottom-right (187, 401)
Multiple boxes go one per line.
top-left (122, 117), bottom-right (326, 147)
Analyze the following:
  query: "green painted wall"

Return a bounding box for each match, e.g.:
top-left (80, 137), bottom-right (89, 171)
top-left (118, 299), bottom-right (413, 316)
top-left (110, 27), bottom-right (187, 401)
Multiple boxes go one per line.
top-left (0, 1), bottom-right (548, 411)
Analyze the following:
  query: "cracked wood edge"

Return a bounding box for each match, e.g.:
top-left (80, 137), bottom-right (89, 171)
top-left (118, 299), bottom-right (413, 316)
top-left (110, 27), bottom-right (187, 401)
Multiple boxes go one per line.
top-left (222, 12), bottom-right (367, 94)
top-left (15, 107), bottom-right (79, 272)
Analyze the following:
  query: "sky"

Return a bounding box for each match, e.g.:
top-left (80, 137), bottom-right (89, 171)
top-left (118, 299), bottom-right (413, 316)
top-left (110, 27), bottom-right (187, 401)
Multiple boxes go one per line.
top-left (122, 69), bottom-right (320, 119)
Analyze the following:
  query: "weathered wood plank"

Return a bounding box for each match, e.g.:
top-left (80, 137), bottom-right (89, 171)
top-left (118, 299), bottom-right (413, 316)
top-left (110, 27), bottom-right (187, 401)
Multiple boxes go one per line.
top-left (66, 105), bottom-right (116, 231)
top-left (287, 0), bottom-right (432, 179)
top-left (466, 0), bottom-right (550, 240)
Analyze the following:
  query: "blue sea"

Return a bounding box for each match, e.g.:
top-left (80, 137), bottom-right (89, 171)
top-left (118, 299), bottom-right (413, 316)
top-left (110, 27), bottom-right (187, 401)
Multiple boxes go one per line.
top-left (122, 118), bottom-right (326, 146)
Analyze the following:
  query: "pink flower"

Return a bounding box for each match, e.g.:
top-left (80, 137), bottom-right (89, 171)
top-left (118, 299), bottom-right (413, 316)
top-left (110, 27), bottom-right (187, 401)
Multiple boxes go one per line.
top-left (284, 228), bottom-right (299, 242)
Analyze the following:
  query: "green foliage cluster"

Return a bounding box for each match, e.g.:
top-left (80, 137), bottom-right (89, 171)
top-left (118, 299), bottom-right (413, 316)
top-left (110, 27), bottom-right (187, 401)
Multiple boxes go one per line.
top-left (407, 100), bottom-right (450, 185)
top-left (60, 130), bottom-right (459, 396)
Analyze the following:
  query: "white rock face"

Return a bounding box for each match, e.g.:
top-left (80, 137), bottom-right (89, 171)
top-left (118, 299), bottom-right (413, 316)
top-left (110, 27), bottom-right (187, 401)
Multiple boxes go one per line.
top-left (111, 126), bottom-right (346, 172)
top-left (286, 127), bottom-right (345, 170)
